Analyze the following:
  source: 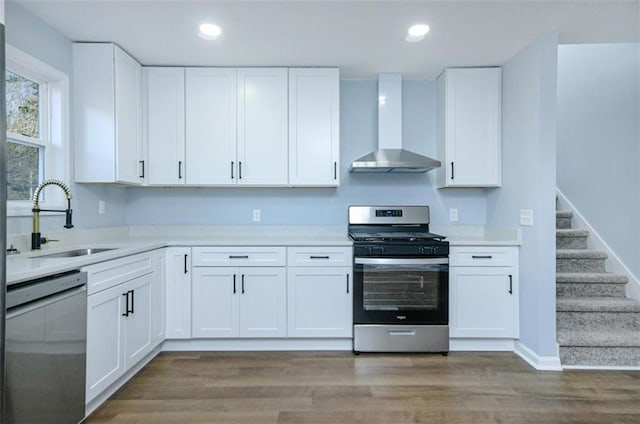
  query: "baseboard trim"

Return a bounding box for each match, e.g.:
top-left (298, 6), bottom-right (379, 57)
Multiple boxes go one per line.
top-left (162, 338), bottom-right (354, 352)
top-left (514, 341), bottom-right (562, 371)
top-left (556, 189), bottom-right (640, 300)
top-left (562, 365), bottom-right (640, 371)
top-left (450, 338), bottom-right (515, 351)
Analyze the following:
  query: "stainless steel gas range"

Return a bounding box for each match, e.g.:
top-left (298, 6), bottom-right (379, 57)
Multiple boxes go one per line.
top-left (348, 205), bottom-right (450, 355)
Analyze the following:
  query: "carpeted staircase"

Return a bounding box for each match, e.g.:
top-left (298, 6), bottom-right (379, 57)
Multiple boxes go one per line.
top-left (556, 210), bottom-right (640, 367)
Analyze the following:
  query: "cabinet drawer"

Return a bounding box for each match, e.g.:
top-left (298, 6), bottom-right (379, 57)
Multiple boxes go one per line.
top-left (192, 246), bottom-right (286, 267)
top-left (287, 247), bottom-right (352, 267)
top-left (450, 246), bottom-right (515, 267)
top-left (84, 252), bottom-right (154, 295)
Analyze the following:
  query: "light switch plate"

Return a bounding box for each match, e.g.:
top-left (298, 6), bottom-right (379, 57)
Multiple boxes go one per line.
top-left (519, 209), bottom-right (533, 226)
top-left (98, 200), bottom-right (106, 215)
top-left (449, 208), bottom-right (458, 222)
top-left (253, 209), bottom-right (261, 222)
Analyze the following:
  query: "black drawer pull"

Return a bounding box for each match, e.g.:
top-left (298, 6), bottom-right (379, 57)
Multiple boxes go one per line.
top-left (508, 275), bottom-right (513, 295)
top-left (178, 161), bottom-right (183, 179)
top-left (451, 161), bottom-right (454, 180)
top-left (241, 274), bottom-right (245, 294)
top-left (229, 255), bottom-right (249, 259)
top-left (310, 256), bottom-right (330, 259)
top-left (184, 254), bottom-right (188, 273)
top-left (471, 255), bottom-right (493, 259)
top-left (231, 161), bottom-right (234, 179)
top-left (122, 292), bottom-right (129, 317)
top-left (346, 274), bottom-right (349, 294)
top-left (139, 160), bottom-right (145, 178)
top-left (233, 274), bottom-right (237, 294)
top-left (130, 289), bottom-right (135, 314)
top-left (334, 162), bottom-right (337, 180)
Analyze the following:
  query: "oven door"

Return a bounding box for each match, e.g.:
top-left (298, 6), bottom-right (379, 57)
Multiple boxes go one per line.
top-left (353, 257), bottom-right (449, 325)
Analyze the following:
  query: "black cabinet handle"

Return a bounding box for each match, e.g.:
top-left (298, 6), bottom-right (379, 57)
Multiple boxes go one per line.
top-left (233, 274), bottom-right (237, 294)
top-left (334, 162), bottom-right (337, 180)
top-left (310, 256), bottom-right (330, 260)
top-left (139, 160), bottom-right (145, 178)
top-left (178, 161), bottom-right (183, 179)
top-left (130, 289), bottom-right (135, 314)
top-left (472, 255), bottom-right (493, 259)
top-left (451, 162), bottom-right (455, 180)
top-left (239, 161), bottom-right (242, 179)
top-left (122, 292), bottom-right (129, 317)
top-left (184, 254), bottom-right (188, 273)
top-left (346, 274), bottom-right (349, 294)
top-left (229, 255), bottom-right (249, 259)
top-left (241, 274), bottom-right (245, 294)
top-left (508, 275), bottom-right (513, 295)
top-left (231, 161), bottom-right (234, 179)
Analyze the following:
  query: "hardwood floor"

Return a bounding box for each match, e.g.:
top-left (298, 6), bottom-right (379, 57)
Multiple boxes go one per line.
top-left (87, 351), bottom-right (640, 423)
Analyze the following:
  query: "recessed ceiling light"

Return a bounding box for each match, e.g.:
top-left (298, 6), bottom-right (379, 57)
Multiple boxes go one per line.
top-left (199, 23), bottom-right (222, 40)
top-left (406, 24), bottom-right (430, 42)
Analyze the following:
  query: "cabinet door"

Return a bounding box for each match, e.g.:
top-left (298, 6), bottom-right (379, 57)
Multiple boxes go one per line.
top-left (150, 251), bottom-right (166, 346)
top-left (237, 68), bottom-right (288, 185)
top-left (185, 68), bottom-right (238, 185)
top-left (239, 267), bottom-right (287, 337)
top-left (192, 267), bottom-right (240, 337)
top-left (165, 247), bottom-right (192, 339)
top-left (287, 267), bottom-right (352, 337)
top-left (123, 273), bottom-right (154, 368)
top-left (86, 284), bottom-right (126, 402)
top-left (288, 68), bottom-right (340, 186)
top-left (438, 68), bottom-right (501, 187)
top-left (449, 267), bottom-right (516, 338)
top-left (114, 47), bottom-right (143, 184)
top-left (146, 67), bottom-right (186, 185)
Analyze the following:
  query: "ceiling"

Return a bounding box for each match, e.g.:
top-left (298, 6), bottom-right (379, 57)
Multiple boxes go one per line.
top-left (10, 0), bottom-right (640, 79)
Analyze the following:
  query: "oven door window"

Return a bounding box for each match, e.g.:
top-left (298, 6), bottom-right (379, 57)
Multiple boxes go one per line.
top-left (353, 258), bottom-right (449, 324)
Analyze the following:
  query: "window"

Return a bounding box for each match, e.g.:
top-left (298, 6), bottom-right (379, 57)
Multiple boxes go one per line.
top-left (5, 46), bottom-right (69, 216)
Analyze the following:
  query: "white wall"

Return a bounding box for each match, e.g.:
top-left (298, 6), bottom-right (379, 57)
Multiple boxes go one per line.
top-left (5, 2), bottom-right (128, 236)
top-left (125, 80), bottom-right (489, 227)
top-left (486, 34), bottom-right (559, 360)
top-left (557, 43), bottom-right (640, 279)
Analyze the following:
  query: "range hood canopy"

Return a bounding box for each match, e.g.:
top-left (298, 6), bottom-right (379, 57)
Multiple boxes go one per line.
top-left (350, 74), bottom-right (441, 173)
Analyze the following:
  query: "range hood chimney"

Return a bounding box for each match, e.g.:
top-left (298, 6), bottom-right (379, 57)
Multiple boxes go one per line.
top-left (349, 74), bottom-right (441, 173)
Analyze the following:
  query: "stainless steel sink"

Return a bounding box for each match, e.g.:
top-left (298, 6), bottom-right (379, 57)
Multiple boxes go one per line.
top-left (34, 248), bottom-right (117, 259)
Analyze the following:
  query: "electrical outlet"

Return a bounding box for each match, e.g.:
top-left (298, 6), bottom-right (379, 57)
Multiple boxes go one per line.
top-left (98, 200), bottom-right (106, 215)
top-left (253, 209), bottom-right (261, 222)
top-left (449, 208), bottom-right (458, 222)
top-left (519, 209), bottom-right (533, 226)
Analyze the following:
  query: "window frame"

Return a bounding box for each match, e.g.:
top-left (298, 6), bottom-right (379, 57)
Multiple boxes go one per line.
top-left (6, 45), bottom-right (70, 217)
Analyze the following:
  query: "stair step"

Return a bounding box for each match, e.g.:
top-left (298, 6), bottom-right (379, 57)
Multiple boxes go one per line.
top-left (556, 272), bottom-right (628, 284)
top-left (558, 329), bottom-right (640, 347)
top-left (557, 249), bottom-right (607, 273)
top-left (559, 345), bottom-right (640, 367)
top-left (557, 297), bottom-right (640, 313)
top-left (556, 210), bottom-right (573, 230)
top-left (556, 229), bottom-right (589, 249)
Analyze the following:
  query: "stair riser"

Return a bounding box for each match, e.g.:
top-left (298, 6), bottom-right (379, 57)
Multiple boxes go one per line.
top-left (556, 258), bottom-right (606, 273)
top-left (560, 346), bottom-right (640, 367)
top-left (556, 283), bottom-right (627, 298)
top-left (556, 217), bottom-right (573, 229)
top-left (556, 236), bottom-right (588, 250)
top-left (557, 311), bottom-right (640, 331)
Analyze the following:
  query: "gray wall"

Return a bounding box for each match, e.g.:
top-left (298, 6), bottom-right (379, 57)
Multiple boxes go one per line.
top-left (486, 34), bottom-right (559, 359)
top-left (557, 43), bottom-right (640, 278)
top-left (5, 2), bottom-right (128, 236)
top-left (125, 80), bottom-right (489, 227)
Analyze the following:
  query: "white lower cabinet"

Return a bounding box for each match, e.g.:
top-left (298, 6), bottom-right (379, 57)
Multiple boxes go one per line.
top-left (449, 246), bottom-right (519, 340)
top-left (192, 266), bottom-right (287, 338)
top-left (287, 267), bottom-right (352, 337)
top-left (165, 247), bottom-right (192, 339)
top-left (85, 252), bottom-right (161, 403)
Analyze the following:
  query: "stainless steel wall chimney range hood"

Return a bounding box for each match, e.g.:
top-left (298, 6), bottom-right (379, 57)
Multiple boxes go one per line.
top-left (350, 74), bottom-right (441, 173)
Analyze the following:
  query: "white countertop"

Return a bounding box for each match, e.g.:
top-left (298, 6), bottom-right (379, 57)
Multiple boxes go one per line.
top-left (6, 224), bottom-right (520, 285)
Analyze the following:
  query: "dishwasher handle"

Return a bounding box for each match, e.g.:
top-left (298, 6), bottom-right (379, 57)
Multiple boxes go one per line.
top-left (6, 285), bottom-right (86, 318)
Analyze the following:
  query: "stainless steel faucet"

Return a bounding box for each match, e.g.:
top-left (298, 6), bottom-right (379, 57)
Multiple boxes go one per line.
top-left (31, 179), bottom-right (74, 250)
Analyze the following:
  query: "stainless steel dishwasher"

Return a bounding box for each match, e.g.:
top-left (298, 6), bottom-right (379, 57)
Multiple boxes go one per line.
top-left (5, 270), bottom-right (87, 424)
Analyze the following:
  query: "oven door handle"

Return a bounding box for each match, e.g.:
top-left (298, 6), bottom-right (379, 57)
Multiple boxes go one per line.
top-left (354, 257), bottom-right (449, 265)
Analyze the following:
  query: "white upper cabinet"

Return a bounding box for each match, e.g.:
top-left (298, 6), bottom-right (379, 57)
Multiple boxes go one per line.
top-left (74, 43), bottom-right (144, 184)
top-left (145, 67), bottom-right (186, 185)
top-left (288, 68), bottom-right (340, 186)
top-left (237, 68), bottom-right (289, 185)
top-left (185, 68), bottom-right (238, 185)
top-left (437, 68), bottom-right (501, 188)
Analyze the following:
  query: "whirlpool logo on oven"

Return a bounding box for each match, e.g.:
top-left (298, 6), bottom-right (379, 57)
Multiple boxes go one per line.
top-left (396, 315), bottom-right (407, 320)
